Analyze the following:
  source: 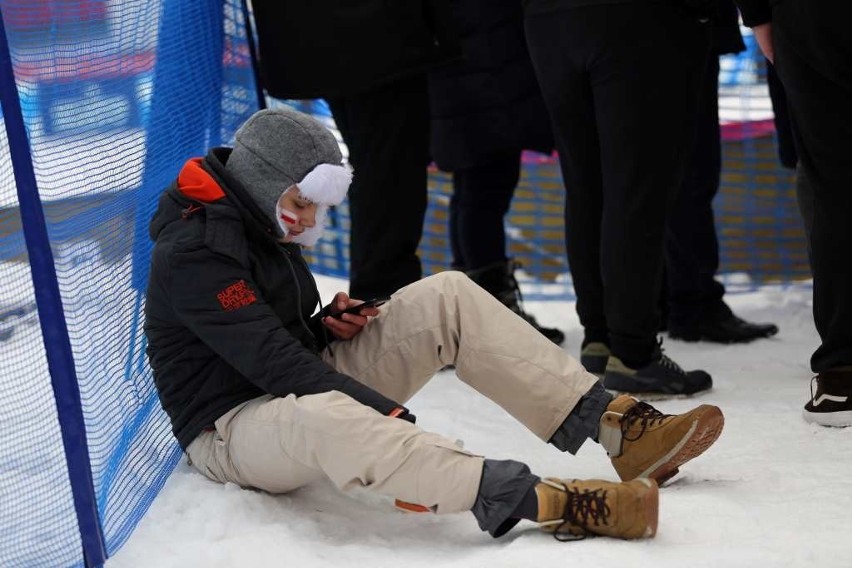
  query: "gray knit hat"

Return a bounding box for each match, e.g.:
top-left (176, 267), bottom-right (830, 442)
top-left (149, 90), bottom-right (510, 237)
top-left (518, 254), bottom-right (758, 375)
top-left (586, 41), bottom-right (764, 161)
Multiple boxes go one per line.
top-left (226, 108), bottom-right (347, 234)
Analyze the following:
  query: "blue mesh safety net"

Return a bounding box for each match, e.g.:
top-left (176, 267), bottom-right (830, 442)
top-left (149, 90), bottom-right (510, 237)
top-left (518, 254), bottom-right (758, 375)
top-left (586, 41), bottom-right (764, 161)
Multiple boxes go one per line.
top-left (1, 1), bottom-right (257, 565)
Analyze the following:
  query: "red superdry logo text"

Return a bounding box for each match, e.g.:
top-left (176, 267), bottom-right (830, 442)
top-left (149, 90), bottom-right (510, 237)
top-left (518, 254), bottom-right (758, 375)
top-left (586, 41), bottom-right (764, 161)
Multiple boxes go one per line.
top-left (216, 280), bottom-right (257, 311)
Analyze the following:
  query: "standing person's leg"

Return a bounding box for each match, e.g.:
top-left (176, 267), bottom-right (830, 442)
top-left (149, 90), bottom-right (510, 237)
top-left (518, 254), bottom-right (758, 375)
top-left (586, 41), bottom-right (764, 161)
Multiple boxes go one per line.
top-left (665, 56), bottom-right (778, 343)
top-left (588, 5), bottom-right (707, 371)
top-left (524, 9), bottom-right (608, 356)
top-left (666, 55), bottom-right (725, 330)
top-left (451, 151), bottom-right (566, 344)
top-left (450, 151), bottom-right (520, 270)
top-left (526, 4), bottom-right (714, 393)
top-left (327, 76), bottom-right (430, 299)
top-left (767, 61), bottom-right (799, 170)
top-left (772, 3), bottom-right (852, 425)
top-left (795, 163), bottom-right (814, 259)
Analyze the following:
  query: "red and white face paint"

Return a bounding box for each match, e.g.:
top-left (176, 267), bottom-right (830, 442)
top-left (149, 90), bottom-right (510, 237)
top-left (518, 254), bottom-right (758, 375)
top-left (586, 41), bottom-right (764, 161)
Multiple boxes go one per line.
top-left (275, 185), bottom-right (313, 239)
top-left (276, 202), bottom-right (300, 234)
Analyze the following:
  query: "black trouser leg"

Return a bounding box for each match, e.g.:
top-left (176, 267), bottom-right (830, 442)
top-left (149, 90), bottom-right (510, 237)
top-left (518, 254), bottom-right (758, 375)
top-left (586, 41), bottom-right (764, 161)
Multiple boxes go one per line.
top-left (773, 3), bottom-right (852, 372)
top-left (450, 151), bottom-right (521, 269)
top-left (666, 55), bottom-right (726, 327)
top-left (327, 76), bottom-right (430, 299)
top-left (525, 10), bottom-right (607, 345)
top-left (767, 61), bottom-right (799, 169)
top-left (526, 4), bottom-right (708, 364)
top-left (795, 163), bottom-right (814, 263)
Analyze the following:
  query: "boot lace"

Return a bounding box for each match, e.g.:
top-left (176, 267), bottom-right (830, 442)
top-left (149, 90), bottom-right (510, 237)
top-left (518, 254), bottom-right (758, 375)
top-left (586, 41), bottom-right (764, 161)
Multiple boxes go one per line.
top-left (621, 402), bottom-right (671, 442)
top-left (659, 354), bottom-right (686, 374)
top-left (552, 484), bottom-right (611, 542)
top-left (656, 338), bottom-right (686, 376)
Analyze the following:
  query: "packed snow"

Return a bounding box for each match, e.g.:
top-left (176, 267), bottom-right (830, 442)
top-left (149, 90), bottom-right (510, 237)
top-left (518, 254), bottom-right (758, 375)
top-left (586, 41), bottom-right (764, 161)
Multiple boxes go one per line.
top-left (106, 274), bottom-right (852, 568)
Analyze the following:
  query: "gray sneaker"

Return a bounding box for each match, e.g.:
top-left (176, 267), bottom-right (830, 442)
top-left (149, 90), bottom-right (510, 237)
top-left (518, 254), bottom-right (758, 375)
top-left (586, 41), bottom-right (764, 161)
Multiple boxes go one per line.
top-left (580, 342), bottom-right (610, 377)
top-left (603, 343), bottom-right (711, 397)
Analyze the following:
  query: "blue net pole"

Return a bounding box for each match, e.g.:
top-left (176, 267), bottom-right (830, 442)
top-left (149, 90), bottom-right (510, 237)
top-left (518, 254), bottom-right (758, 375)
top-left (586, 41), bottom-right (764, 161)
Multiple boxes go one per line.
top-left (0, 9), bottom-right (106, 568)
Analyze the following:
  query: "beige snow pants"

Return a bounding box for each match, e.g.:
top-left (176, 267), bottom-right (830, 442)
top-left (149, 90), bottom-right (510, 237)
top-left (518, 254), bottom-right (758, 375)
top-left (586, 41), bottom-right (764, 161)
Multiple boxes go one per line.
top-left (186, 271), bottom-right (598, 514)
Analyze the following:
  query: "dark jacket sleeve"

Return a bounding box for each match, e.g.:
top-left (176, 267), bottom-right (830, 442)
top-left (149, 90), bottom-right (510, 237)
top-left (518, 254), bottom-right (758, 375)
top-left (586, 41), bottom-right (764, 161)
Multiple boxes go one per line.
top-left (308, 311), bottom-right (332, 350)
top-left (735, 0), bottom-right (773, 26)
top-left (166, 244), bottom-right (403, 415)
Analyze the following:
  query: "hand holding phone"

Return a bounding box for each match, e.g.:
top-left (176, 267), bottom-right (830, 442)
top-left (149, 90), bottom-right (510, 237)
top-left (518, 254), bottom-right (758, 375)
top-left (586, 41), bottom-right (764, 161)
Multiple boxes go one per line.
top-left (332, 295), bottom-right (390, 318)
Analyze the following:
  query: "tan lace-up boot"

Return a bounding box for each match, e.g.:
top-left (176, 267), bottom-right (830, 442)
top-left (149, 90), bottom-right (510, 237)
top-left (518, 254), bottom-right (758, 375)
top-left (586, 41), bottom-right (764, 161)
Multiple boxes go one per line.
top-left (536, 477), bottom-right (658, 540)
top-left (600, 395), bottom-right (724, 483)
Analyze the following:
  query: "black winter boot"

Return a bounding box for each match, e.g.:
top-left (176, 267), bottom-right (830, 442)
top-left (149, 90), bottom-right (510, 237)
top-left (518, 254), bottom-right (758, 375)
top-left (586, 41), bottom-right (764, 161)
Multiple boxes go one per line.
top-left (465, 260), bottom-right (566, 345)
top-left (668, 302), bottom-right (778, 344)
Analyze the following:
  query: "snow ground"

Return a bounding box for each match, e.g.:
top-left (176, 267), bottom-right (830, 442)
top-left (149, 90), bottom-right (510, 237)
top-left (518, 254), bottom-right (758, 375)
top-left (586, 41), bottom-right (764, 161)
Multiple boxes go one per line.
top-left (108, 275), bottom-right (852, 568)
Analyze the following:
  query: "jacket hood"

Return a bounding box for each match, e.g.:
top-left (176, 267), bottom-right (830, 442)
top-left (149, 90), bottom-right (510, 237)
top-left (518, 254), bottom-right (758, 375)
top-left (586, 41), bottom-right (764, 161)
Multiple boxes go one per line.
top-left (148, 149), bottom-right (280, 243)
top-left (177, 157), bottom-right (226, 203)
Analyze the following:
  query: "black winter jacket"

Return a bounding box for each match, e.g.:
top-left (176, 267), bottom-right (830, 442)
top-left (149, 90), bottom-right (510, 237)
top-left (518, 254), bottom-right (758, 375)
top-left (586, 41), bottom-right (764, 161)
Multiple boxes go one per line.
top-left (523, 1), bottom-right (743, 58)
top-left (712, 0), bottom-right (746, 55)
top-left (428, 0), bottom-right (553, 171)
top-left (250, 0), bottom-right (461, 99)
top-left (524, 0), bottom-right (719, 20)
top-left (734, 0), bottom-right (781, 27)
top-left (145, 149), bottom-right (403, 449)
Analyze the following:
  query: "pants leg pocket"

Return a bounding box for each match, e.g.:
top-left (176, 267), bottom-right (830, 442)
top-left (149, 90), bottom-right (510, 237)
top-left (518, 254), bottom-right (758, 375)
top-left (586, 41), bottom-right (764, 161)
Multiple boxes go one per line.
top-left (430, 437), bottom-right (481, 458)
top-left (186, 431), bottom-right (229, 484)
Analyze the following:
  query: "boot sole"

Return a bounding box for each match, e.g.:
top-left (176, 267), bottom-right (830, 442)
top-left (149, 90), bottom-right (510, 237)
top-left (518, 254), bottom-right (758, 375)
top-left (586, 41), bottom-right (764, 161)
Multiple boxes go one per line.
top-left (802, 408), bottom-right (852, 427)
top-left (668, 329), bottom-right (778, 344)
top-left (604, 388), bottom-right (711, 402)
top-left (603, 371), bottom-right (712, 400)
top-left (642, 405), bottom-right (724, 483)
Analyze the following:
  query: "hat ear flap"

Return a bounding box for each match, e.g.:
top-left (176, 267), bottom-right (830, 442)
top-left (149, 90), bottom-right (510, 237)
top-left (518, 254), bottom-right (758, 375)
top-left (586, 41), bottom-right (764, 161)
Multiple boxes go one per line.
top-left (297, 163), bottom-right (351, 206)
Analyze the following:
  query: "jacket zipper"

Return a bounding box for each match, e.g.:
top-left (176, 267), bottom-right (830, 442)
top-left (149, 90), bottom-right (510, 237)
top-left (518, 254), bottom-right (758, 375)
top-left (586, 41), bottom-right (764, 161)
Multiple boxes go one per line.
top-left (280, 245), bottom-right (330, 351)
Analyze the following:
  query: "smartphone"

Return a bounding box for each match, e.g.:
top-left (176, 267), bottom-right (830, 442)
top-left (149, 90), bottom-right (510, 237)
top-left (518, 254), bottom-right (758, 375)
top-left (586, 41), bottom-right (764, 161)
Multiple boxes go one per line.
top-left (333, 295), bottom-right (391, 318)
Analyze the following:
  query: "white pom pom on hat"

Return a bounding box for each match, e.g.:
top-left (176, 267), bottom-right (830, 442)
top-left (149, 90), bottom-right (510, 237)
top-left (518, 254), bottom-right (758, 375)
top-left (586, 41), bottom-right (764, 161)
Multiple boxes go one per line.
top-left (295, 163), bottom-right (352, 206)
top-left (281, 163), bottom-right (353, 246)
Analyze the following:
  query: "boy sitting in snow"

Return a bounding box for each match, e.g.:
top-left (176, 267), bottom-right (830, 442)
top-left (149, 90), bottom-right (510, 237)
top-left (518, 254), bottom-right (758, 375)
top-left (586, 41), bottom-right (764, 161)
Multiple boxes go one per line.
top-left (144, 108), bottom-right (724, 540)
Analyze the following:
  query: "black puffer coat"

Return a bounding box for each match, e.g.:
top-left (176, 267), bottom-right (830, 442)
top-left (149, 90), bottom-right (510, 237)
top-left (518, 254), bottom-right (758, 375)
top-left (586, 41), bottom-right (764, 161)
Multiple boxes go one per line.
top-left (145, 149), bottom-right (403, 449)
top-left (713, 0), bottom-right (746, 55)
top-left (428, 0), bottom-right (553, 171)
top-left (250, 0), bottom-right (461, 99)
